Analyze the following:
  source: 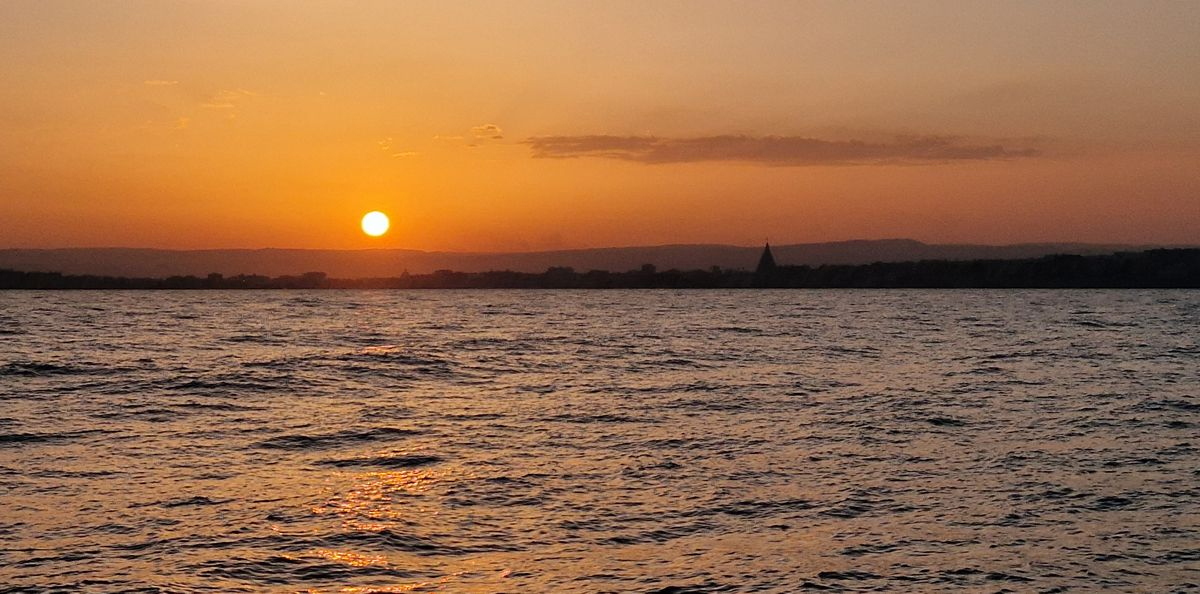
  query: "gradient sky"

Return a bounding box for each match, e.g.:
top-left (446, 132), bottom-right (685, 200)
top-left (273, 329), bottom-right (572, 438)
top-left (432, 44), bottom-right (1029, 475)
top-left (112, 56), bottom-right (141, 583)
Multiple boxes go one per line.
top-left (2, 0), bottom-right (1198, 251)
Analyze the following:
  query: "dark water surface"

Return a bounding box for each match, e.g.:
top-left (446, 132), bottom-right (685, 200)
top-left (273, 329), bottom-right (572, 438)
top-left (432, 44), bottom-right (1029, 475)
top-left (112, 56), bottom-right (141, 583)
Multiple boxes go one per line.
top-left (1, 290), bottom-right (1198, 593)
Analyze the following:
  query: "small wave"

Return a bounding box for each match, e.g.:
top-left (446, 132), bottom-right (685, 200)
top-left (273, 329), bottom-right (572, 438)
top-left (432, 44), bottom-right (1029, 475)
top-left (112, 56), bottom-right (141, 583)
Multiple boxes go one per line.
top-left (980, 350), bottom-right (1048, 360)
top-left (822, 489), bottom-right (913, 519)
top-left (1129, 397), bottom-right (1200, 415)
top-left (256, 427), bottom-right (421, 450)
top-left (1160, 442), bottom-right (1196, 455)
top-left (172, 377), bottom-right (288, 394)
top-left (92, 523), bottom-right (138, 535)
top-left (11, 550), bottom-right (101, 568)
top-left (320, 528), bottom-right (520, 555)
top-left (646, 582), bottom-right (736, 593)
top-left (174, 401), bottom-right (263, 412)
top-left (624, 460), bottom-right (683, 474)
top-left (94, 405), bottom-right (180, 421)
top-left (0, 361), bottom-right (112, 377)
top-left (1161, 549), bottom-right (1200, 562)
top-left (441, 412), bottom-right (506, 421)
top-left (318, 453), bottom-right (443, 469)
top-left (1085, 494), bottom-right (1138, 511)
top-left (826, 345), bottom-right (882, 358)
top-left (609, 381), bottom-right (722, 395)
top-left (223, 333), bottom-right (291, 345)
top-left (631, 357), bottom-right (712, 370)
top-left (942, 567), bottom-right (983, 576)
top-left (924, 416), bottom-right (969, 427)
top-left (0, 429), bottom-right (114, 447)
top-left (664, 397), bottom-right (748, 413)
top-left (1102, 456), bottom-right (1164, 467)
top-left (31, 469), bottom-right (121, 479)
top-left (945, 365), bottom-right (1009, 376)
top-left (444, 491), bottom-right (545, 509)
top-left (840, 542), bottom-right (904, 557)
top-left (336, 347), bottom-right (450, 367)
top-left (161, 496), bottom-right (233, 508)
top-left (789, 378), bottom-right (863, 393)
top-left (543, 412), bottom-right (643, 424)
top-left (716, 326), bottom-right (764, 334)
top-left (709, 497), bottom-right (815, 519)
top-left (601, 521), bottom-right (717, 546)
top-left (1018, 486), bottom-right (1091, 503)
top-left (192, 554), bottom-right (410, 582)
top-left (816, 570), bottom-right (882, 581)
top-left (1167, 346), bottom-right (1200, 356)
top-left (984, 571), bottom-right (1033, 583)
top-left (356, 405), bottom-right (419, 421)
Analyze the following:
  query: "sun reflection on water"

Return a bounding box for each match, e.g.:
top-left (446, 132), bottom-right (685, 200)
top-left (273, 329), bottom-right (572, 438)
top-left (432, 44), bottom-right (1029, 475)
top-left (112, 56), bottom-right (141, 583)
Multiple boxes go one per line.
top-left (314, 466), bottom-right (461, 522)
top-left (309, 548), bottom-right (389, 568)
top-left (337, 577), bottom-right (455, 593)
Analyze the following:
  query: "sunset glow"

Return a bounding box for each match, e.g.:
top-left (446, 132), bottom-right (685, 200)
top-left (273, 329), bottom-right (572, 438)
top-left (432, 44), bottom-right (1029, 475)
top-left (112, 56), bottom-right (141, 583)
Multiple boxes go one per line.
top-left (3, 3), bottom-right (1198, 591)
top-left (1, 2), bottom-right (1197, 251)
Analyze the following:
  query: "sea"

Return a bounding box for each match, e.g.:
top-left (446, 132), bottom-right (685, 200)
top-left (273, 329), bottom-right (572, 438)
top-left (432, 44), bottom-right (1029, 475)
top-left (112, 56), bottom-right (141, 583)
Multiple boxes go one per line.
top-left (0, 290), bottom-right (1197, 593)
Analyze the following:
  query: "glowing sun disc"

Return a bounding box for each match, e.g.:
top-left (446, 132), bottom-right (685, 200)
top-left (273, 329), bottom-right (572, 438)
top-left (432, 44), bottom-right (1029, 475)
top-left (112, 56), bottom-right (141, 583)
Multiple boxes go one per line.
top-left (361, 211), bottom-right (390, 237)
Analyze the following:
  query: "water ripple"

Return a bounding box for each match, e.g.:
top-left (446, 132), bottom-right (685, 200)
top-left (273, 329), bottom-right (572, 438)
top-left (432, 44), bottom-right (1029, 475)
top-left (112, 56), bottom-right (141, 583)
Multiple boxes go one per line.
top-left (0, 289), bottom-right (1196, 593)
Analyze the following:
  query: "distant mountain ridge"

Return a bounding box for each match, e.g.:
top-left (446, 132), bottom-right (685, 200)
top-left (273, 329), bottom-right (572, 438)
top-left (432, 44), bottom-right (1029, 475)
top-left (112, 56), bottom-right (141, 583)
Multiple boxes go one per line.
top-left (0, 240), bottom-right (1175, 278)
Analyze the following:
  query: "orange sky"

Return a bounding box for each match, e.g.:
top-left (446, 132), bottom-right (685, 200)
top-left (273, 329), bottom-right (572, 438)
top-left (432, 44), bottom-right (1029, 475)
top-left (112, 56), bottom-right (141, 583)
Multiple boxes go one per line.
top-left (2, 1), bottom-right (1198, 251)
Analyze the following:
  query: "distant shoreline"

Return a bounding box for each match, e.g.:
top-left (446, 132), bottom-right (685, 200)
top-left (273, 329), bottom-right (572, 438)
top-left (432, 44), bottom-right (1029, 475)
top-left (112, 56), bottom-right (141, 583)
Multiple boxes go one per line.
top-left (2, 249), bottom-right (1198, 289)
top-left (1, 240), bottom-right (1178, 279)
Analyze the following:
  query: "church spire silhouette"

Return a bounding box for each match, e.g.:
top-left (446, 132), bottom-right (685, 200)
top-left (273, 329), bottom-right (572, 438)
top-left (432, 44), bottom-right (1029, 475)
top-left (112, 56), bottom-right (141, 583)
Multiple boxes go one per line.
top-left (756, 242), bottom-right (777, 274)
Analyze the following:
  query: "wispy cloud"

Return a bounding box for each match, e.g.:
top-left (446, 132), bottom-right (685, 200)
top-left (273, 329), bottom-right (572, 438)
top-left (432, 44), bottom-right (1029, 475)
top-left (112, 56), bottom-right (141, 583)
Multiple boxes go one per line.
top-left (202, 89), bottom-right (257, 109)
top-left (143, 79), bottom-right (179, 86)
top-left (471, 124), bottom-right (504, 139)
top-left (378, 138), bottom-right (417, 158)
top-left (524, 134), bottom-right (1039, 165)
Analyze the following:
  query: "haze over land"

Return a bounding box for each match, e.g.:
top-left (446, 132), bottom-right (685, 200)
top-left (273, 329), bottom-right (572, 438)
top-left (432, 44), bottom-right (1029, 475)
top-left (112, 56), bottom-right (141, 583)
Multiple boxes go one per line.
top-left (0, 240), bottom-right (1172, 278)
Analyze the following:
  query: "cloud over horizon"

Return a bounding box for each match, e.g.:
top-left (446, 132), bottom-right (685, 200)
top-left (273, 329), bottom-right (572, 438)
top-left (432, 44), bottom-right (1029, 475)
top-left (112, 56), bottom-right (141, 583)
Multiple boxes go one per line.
top-left (524, 134), bottom-right (1039, 166)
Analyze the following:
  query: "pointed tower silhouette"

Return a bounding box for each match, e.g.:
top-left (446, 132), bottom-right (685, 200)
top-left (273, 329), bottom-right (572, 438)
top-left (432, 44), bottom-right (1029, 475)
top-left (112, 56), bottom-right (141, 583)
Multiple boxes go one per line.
top-left (756, 242), bottom-right (777, 275)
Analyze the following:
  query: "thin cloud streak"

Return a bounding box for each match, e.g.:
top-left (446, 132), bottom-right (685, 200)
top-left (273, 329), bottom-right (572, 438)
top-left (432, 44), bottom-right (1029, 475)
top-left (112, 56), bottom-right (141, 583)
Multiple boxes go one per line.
top-left (472, 124), bottom-right (504, 139)
top-left (202, 89), bottom-right (257, 109)
top-left (524, 134), bottom-right (1039, 165)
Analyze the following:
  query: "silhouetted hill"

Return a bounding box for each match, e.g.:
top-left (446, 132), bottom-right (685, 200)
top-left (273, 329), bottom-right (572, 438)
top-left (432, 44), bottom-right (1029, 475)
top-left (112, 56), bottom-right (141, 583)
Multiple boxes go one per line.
top-left (0, 240), bottom-right (1171, 278)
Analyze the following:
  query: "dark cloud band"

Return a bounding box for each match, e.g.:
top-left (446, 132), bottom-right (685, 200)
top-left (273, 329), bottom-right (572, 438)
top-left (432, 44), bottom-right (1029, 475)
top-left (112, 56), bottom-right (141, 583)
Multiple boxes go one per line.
top-left (524, 134), bottom-right (1038, 165)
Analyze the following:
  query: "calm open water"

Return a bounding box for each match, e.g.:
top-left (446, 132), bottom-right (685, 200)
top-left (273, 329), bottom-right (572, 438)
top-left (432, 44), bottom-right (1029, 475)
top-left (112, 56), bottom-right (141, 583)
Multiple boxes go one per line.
top-left (0, 290), bottom-right (1198, 593)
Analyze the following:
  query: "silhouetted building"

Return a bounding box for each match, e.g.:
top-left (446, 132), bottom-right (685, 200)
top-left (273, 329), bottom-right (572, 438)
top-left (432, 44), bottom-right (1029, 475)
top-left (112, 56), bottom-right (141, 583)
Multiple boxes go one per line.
top-left (755, 243), bottom-right (777, 274)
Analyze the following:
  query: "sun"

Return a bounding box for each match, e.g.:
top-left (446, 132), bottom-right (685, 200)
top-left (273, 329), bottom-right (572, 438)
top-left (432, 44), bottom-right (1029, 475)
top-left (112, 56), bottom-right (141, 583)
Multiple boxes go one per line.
top-left (361, 211), bottom-right (390, 237)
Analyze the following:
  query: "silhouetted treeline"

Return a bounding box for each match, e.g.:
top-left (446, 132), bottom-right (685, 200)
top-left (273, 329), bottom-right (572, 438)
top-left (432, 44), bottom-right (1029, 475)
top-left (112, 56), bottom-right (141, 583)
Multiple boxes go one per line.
top-left (1, 249), bottom-right (1198, 289)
